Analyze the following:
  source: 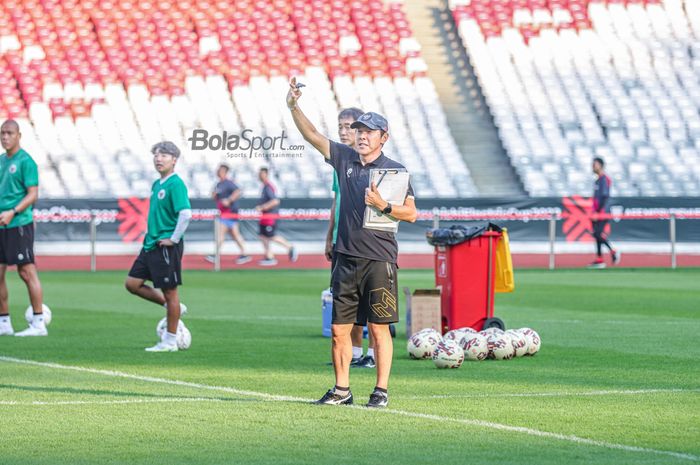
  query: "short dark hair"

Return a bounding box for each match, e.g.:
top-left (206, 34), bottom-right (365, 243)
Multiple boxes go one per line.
top-left (593, 157), bottom-right (605, 166)
top-left (338, 107), bottom-right (364, 122)
top-left (151, 141), bottom-right (181, 158)
top-left (259, 167), bottom-right (269, 175)
top-left (218, 164), bottom-right (230, 172)
top-left (1, 119), bottom-right (20, 132)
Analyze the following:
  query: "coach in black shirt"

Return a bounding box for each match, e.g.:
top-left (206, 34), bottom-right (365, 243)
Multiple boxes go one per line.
top-left (287, 77), bottom-right (417, 408)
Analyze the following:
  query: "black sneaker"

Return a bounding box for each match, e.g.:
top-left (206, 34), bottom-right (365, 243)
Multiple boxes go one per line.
top-left (327, 357), bottom-right (361, 367)
top-left (352, 355), bottom-right (376, 369)
top-left (314, 389), bottom-right (353, 405)
top-left (366, 390), bottom-right (388, 408)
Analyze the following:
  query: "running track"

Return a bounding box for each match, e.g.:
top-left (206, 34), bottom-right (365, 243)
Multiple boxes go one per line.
top-left (33, 253), bottom-right (700, 271)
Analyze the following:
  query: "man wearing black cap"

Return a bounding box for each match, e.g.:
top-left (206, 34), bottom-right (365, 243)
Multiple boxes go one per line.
top-left (287, 77), bottom-right (417, 408)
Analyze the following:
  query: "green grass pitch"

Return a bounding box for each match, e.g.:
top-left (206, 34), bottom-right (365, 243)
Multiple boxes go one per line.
top-left (1, 268), bottom-right (698, 464)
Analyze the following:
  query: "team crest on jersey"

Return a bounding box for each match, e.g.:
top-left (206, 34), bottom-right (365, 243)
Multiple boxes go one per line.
top-left (157, 189), bottom-right (166, 200)
top-left (346, 168), bottom-right (352, 177)
top-left (8, 164), bottom-right (17, 174)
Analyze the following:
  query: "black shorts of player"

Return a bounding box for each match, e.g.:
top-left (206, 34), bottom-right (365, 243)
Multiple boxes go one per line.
top-left (0, 224), bottom-right (35, 266)
top-left (331, 252), bottom-right (398, 325)
top-left (592, 220), bottom-right (609, 238)
top-left (128, 241), bottom-right (184, 289)
top-left (259, 222), bottom-right (277, 238)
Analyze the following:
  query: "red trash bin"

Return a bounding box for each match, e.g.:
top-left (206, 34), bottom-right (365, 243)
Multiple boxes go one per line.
top-left (434, 230), bottom-right (504, 334)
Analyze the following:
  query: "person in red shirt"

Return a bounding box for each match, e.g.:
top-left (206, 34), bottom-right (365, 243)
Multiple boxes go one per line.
top-left (256, 167), bottom-right (297, 266)
top-left (589, 157), bottom-right (620, 268)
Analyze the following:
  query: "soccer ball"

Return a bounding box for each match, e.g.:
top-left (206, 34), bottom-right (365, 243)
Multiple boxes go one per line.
top-left (481, 326), bottom-right (504, 336)
top-left (407, 330), bottom-right (442, 360)
top-left (487, 332), bottom-right (514, 360)
top-left (444, 326), bottom-right (476, 343)
top-left (432, 340), bottom-right (464, 369)
top-left (506, 329), bottom-right (528, 357)
top-left (416, 327), bottom-right (441, 339)
top-left (177, 323), bottom-right (192, 350)
top-left (156, 317), bottom-right (192, 350)
top-left (519, 328), bottom-right (541, 355)
top-left (443, 328), bottom-right (464, 342)
top-left (25, 304), bottom-right (52, 326)
top-left (459, 332), bottom-right (489, 361)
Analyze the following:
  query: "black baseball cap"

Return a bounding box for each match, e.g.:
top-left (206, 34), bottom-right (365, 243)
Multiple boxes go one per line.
top-left (351, 112), bottom-right (389, 132)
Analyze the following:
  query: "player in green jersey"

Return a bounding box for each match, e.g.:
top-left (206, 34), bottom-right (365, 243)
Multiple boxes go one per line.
top-left (125, 141), bottom-right (192, 352)
top-left (0, 119), bottom-right (47, 337)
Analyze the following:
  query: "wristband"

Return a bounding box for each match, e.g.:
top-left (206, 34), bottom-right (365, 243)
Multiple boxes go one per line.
top-left (382, 204), bottom-right (392, 215)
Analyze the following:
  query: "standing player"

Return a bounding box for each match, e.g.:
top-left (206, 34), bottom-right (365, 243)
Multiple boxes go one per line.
top-left (256, 167), bottom-right (297, 266)
top-left (207, 164), bottom-right (251, 265)
top-left (326, 107), bottom-right (376, 369)
top-left (287, 78), bottom-right (417, 408)
top-left (589, 157), bottom-right (620, 269)
top-left (125, 142), bottom-right (191, 352)
top-left (0, 119), bottom-right (47, 337)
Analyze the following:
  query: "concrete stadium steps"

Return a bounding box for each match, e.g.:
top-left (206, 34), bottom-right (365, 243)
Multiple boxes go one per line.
top-left (402, 0), bottom-right (525, 197)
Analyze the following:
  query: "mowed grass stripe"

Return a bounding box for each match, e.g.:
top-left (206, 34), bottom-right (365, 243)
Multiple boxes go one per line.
top-left (1, 355), bottom-right (698, 462)
top-left (1, 268), bottom-right (698, 464)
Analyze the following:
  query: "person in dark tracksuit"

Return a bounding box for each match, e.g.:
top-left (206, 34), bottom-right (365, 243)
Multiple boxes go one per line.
top-left (589, 157), bottom-right (620, 269)
top-left (287, 77), bottom-right (418, 408)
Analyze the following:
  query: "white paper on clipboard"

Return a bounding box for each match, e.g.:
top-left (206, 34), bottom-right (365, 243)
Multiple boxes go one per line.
top-left (363, 168), bottom-right (410, 233)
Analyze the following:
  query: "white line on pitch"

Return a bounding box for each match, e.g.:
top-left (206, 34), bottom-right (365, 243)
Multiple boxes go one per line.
top-left (0, 397), bottom-right (224, 406)
top-left (402, 388), bottom-right (700, 400)
top-left (0, 356), bottom-right (697, 462)
top-left (0, 356), bottom-right (309, 403)
top-left (365, 408), bottom-right (699, 462)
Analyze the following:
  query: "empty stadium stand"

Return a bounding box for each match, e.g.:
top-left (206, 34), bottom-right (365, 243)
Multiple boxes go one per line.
top-left (0, 0), bottom-right (477, 199)
top-left (451, 0), bottom-right (700, 197)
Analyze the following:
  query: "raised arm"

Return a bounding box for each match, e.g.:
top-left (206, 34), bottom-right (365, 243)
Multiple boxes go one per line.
top-left (286, 77), bottom-right (330, 159)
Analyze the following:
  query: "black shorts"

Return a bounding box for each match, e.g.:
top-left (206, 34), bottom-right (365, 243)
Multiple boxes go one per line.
top-left (128, 241), bottom-right (184, 289)
top-left (259, 223), bottom-right (277, 238)
top-left (331, 253), bottom-right (398, 325)
top-left (0, 224), bottom-right (35, 266)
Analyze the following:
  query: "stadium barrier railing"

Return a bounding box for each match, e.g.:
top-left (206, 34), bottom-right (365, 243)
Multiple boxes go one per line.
top-left (33, 210), bottom-right (700, 271)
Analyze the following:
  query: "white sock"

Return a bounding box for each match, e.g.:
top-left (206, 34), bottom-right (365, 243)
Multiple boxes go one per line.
top-left (367, 348), bottom-right (375, 358)
top-left (352, 346), bottom-right (363, 359)
top-left (32, 314), bottom-right (46, 329)
top-left (164, 331), bottom-right (177, 345)
top-left (0, 315), bottom-right (10, 324)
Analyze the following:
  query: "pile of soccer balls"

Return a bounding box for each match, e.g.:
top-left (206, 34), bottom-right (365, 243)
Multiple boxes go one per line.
top-left (155, 317), bottom-right (192, 350)
top-left (407, 326), bottom-right (541, 369)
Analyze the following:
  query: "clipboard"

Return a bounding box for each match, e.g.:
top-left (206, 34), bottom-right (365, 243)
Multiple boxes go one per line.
top-left (363, 168), bottom-right (410, 233)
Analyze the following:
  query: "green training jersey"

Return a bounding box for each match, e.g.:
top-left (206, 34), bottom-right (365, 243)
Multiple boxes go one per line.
top-left (331, 170), bottom-right (340, 245)
top-left (0, 148), bottom-right (38, 229)
top-left (143, 173), bottom-right (191, 251)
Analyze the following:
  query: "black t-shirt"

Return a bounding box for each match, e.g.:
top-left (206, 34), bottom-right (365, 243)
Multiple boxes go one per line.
top-left (259, 182), bottom-right (278, 226)
top-left (214, 179), bottom-right (240, 213)
top-left (326, 141), bottom-right (414, 264)
top-left (593, 174), bottom-right (611, 213)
